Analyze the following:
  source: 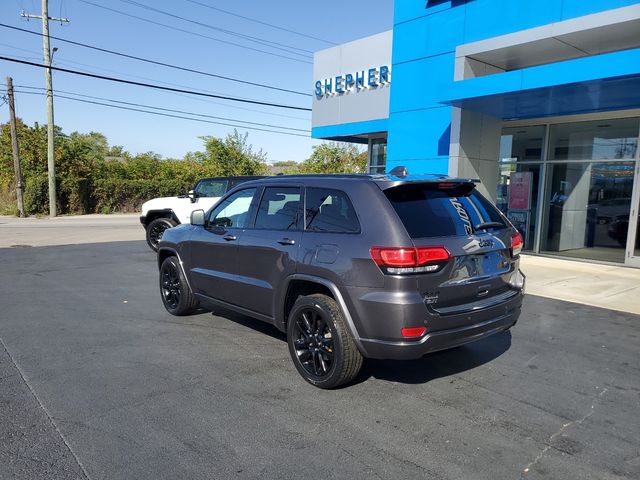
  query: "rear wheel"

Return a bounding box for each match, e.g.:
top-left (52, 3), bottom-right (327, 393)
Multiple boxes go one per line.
top-left (146, 217), bottom-right (177, 251)
top-left (159, 256), bottom-right (198, 316)
top-left (287, 294), bottom-right (363, 389)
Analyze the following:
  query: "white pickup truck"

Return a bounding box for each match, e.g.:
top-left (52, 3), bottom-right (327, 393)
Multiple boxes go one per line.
top-left (140, 176), bottom-right (265, 251)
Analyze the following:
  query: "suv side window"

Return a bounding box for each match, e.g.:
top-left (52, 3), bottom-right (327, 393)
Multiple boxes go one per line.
top-left (254, 187), bottom-right (301, 230)
top-left (305, 188), bottom-right (360, 233)
top-left (208, 188), bottom-right (256, 228)
top-left (195, 179), bottom-right (228, 197)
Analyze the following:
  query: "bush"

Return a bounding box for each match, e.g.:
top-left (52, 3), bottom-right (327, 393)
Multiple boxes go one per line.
top-left (92, 178), bottom-right (192, 213)
top-left (24, 176), bottom-right (49, 215)
top-left (60, 177), bottom-right (91, 214)
top-left (0, 185), bottom-right (18, 215)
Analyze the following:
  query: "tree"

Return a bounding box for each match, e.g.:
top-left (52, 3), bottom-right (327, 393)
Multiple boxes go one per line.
top-left (194, 130), bottom-right (268, 176)
top-left (57, 131), bottom-right (110, 179)
top-left (272, 160), bottom-right (299, 167)
top-left (299, 142), bottom-right (367, 174)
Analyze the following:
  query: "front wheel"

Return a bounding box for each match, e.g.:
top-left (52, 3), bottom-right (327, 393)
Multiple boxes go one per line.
top-left (159, 256), bottom-right (198, 316)
top-left (287, 294), bottom-right (363, 389)
top-left (146, 217), bottom-right (177, 252)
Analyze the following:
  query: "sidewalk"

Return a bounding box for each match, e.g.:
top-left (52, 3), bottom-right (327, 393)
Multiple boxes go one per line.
top-left (0, 214), bottom-right (143, 247)
top-left (520, 255), bottom-right (640, 315)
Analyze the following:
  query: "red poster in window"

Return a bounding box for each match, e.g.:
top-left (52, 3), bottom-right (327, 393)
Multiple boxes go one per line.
top-left (508, 172), bottom-right (532, 210)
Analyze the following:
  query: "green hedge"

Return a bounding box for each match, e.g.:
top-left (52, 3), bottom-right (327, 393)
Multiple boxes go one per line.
top-left (24, 176), bottom-right (49, 215)
top-left (19, 176), bottom-right (191, 215)
top-left (92, 178), bottom-right (192, 213)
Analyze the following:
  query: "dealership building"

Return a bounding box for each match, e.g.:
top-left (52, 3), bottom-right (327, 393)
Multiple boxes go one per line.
top-left (311, 0), bottom-right (640, 267)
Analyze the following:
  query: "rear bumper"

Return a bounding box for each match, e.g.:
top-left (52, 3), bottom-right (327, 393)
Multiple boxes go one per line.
top-left (139, 215), bottom-right (147, 228)
top-left (358, 302), bottom-right (520, 360)
top-left (349, 277), bottom-right (524, 360)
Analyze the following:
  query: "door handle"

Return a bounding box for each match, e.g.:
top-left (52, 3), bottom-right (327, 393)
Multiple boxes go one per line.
top-left (277, 238), bottom-right (296, 245)
top-left (223, 234), bottom-right (237, 241)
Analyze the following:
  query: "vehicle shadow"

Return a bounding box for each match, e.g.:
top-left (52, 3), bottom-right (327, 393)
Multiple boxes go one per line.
top-left (209, 309), bottom-right (287, 342)
top-left (355, 331), bottom-right (512, 386)
top-left (210, 309), bottom-right (511, 387)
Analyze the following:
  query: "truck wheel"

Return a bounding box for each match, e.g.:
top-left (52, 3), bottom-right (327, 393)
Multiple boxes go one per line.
top-left (287, 293), bottom-right (363, 389)
top-left (159, 256), bottom-right (198, 316)
top-left (146, 217), bottom-right (177, 252)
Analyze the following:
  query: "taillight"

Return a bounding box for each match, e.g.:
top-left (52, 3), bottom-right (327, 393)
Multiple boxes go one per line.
top-left (370, 246), bottom-right (450, 274)
top-left (511, 232), bottom-right (524, 257)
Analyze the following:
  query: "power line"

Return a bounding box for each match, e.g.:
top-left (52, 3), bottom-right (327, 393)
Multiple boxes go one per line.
top-left (0, 45), bottom-right (310, 121)
top-left (183, 0), bottom-right (336, 46)
top-left (0, 23), bottom-right (310, 96)
top-left (76, 0), bottom-right (312, 64)
top-left (12, 84), bottom-right (309, 132)
top-left (117, 0), bottom-right (313, 56)
top-left (1, 41), bottom-right (280, 104)
top-left (1, 88), bottom-right (311, 138)
top-left (0, 55), bottom-right (312, 111)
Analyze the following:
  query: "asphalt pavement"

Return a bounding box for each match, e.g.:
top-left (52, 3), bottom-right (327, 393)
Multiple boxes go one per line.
top-left (0, 240), bottom-right (639, 480)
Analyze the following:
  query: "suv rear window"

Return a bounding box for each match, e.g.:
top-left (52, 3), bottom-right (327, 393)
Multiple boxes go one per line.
top-left (384, 184), bottom-right (506, 238)
top-left (305, 188), bottom-right (360, 233)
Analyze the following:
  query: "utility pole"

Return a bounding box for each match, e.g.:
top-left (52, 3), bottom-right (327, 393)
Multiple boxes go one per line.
top-left (6, 77), bottom-right (25, 217)
top-left (21, 1), bottom-right (69, 217)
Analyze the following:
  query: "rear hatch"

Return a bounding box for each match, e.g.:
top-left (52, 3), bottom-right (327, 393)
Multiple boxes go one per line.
top-left (382, 181), bottom-right (522, 316)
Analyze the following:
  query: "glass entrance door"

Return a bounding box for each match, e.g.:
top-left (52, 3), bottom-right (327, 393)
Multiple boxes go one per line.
top-left (627, 162), bottom-right (640, 267)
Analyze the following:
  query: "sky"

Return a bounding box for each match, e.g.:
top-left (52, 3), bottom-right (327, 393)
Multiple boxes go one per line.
top-left (0, 0), bottom-right (393, 163)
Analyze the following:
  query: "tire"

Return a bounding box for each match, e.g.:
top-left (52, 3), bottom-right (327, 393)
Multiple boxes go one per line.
top-left (287, 293), bottom-right (363, 389)
top-left (159, 256), bottom-right (198, 316)
top-left (146, 217), bottom-right (177, 252)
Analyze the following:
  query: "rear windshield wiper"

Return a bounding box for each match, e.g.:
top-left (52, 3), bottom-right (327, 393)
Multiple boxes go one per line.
top-left (475, 221), bottom-right (505, 231)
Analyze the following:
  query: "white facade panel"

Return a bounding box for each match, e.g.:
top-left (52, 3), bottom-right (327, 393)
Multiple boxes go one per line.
top-left (312, 30), bottom-right (392, 129)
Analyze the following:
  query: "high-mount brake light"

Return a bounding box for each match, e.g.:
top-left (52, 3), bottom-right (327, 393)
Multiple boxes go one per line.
top-left (511, 232), bottom-right (524, 257)
top-left (370, 246), bottom-right (450, 274)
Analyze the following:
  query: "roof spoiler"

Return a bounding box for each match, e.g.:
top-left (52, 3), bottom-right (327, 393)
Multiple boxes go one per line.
top-left (387, 166), bottom-right (480, 184)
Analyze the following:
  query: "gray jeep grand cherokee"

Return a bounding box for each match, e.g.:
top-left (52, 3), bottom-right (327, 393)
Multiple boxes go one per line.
top-left (157, 171), bottom-right (525, 388)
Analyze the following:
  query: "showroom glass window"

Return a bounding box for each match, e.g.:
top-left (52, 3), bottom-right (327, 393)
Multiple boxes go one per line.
top-left (369, 138), bottom-right (387, 174)
top-left (540, 118), bottom-right (639, 263)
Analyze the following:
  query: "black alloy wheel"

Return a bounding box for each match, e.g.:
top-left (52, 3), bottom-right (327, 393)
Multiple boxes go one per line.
top-left (292, 308), bottom-right (334, 377)
top-left (287, 294), bottom-right (363, 389)
top-left (161, 261), bottom-right (181, 310)
top-left (159, 256), bottom-right (198, 316)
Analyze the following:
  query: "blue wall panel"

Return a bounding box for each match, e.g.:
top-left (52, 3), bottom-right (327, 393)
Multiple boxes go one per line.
top-left (461, 0), bottom-right (563, 43)
top-left (311, 118), bottom-right (388, 139)
top-left (386, 107), bottom-right (452, 170)
top-left (386, 157), bottom-right (451, 175)
top-left (394, 0), bottom-right (452, 25)
top-left (390, 53), bottom-right (456, 112)
top-left (392, 7), bottom-right (465, 64)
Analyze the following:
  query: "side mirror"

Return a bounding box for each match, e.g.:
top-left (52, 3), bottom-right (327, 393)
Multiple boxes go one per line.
top-left (190, 209), bottom-right (206, 226)
top-left (188, 190), bottom-right (197, 203)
